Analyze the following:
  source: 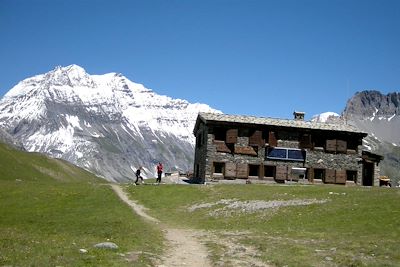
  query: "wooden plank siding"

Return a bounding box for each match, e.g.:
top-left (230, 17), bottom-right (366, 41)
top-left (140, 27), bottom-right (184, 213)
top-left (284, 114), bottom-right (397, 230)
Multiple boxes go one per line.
top-left (325, 169), bottom-right (336, 183)
top-left (326, 139), bottom-right (348, 153)
top-left (236, 163), bottom-right (248, 178)
top-left (326, 140), bottom-right (337, 153)
top-left (213, 140), bottom-right (231, 153)
top-left (275, 165), bottom-right (288, 181)
top-left (336, 140), bottom-right (347, 153)
top-left (225, 162), bottom-right (236, 178)
top-left (268, 131), bottom-right (277, 147)
top-left (335, 170), bottom-right (347, 184)
top-left (249, 130), bottom-right (265, 146)
top-left (234, 146), bottom-right (257, 156)
top-left (299, 134), bottom-right (312, 149)
top-left (226, 129), bottom-right (238, 144)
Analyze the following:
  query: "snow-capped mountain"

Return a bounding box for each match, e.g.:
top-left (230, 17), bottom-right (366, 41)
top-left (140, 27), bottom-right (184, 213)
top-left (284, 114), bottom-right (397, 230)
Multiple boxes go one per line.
top-left (0, 65), bottom-right (221, 182)
top-left (311, 112), bottom-right (340, 123)
top-left (344, 90), bottom-right (400, 185)
top-left (311, 90), bottom-right (400, 185)
top-left (344, 90), bottom-right (400, 147)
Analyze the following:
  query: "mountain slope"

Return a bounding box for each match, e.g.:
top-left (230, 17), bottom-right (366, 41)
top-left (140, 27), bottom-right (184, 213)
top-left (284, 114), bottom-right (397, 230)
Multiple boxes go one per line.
top-left (343, 90), bottom-right (400, 185)
top-left (344, 90), bottom-right (400, 146)
top-left (0, 141), bottom-right (102, 183)
top-left (0, 65), bottom-right (220, 182)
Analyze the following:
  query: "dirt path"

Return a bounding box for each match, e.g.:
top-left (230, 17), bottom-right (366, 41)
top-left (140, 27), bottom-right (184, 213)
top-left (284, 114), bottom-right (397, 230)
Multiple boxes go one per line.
top-left (110, 184), bottom-right (212, 267)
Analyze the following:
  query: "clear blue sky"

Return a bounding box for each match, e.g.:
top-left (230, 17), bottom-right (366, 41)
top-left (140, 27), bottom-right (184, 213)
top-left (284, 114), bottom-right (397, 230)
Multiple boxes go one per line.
top-left (1, 0), bottom-right (399, 119)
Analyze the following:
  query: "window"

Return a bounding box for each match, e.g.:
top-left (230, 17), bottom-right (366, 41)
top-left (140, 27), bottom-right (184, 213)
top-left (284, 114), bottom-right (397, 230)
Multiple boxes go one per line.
top-left (314, 169), bottom-right (325, 180)
top-left (347, 170), bottom-right (357, 182)
top-left (347, 139), bottom-right (359, 151)
top-left (249, 164), bottom-right (260, 177)
top-left (264, 165), bottom-right (275, 178)
top-left (313, 134), bottom-right (325, 148)
top-left (288, 149), bottom-right (305, 160)
top-left (213, 127), bottom-right (226, 141)
top-left (213, 162), bottom-right (224, 174)
top-left (266, 147), bottom-right (306, 161)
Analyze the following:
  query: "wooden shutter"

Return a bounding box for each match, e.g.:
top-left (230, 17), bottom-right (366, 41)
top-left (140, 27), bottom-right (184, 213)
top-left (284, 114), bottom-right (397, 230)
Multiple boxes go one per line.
top-left (225, 162), bottom-right (236, 178)
top-left (226, 129), bottom-right (238, 144)
top-left (309, 167), bottom-right (314, 182)
top-left (326, 140), bottom-right (337, 152)
top-left (336, 140), bottom-right (347, 153)
top-left (236, 163), bottom-right (248, 178)
top-left (335, 170), bottom-right (346, 184)
top-left (269, 131), bottom-right (277, 147)
top-left (275, 165), bottom-right (288, 181)
top-left (325, 169), bottom-right (336, 183)
top-left (249, 130), bottom-right (264, 146)
top-left (299, 134), bottom-right (312, 149)
top-left (234, 146), bottom-right (257, 156)
top-left (213, 140), bottom-right (231, 153)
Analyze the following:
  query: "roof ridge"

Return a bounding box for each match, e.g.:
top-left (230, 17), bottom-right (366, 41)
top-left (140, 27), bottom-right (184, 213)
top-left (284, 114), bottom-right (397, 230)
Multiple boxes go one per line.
top-left (197, 112), bottom-right (366, 135)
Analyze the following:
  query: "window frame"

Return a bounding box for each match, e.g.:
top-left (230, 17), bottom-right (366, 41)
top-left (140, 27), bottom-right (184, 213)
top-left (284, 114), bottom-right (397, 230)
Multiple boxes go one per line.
top-left (266, 147), bottom-right (306, 162)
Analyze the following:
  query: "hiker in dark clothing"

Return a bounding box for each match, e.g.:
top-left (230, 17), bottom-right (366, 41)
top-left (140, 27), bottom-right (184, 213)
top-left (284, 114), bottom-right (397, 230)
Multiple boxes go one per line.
top-left (156, 162), bottom-right (163, 184)
top-left (135, 167), bottom-right (143, 184)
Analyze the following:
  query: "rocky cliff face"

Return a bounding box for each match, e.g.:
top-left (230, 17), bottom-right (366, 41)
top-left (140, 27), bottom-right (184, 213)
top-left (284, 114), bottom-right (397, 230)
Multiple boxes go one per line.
top-left (343, 90), bottom-right (400, 147)
top-left (344, 90), bottom-right (400, 118)
top-left (0, 65), bottom-right (221, 182)
top-left (343, 90), bottom-right (400, 185)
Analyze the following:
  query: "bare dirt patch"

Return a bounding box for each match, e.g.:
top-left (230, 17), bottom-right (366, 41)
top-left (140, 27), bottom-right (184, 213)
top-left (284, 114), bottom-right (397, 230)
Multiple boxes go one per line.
top-left (110, 184), bottom-right (212, 267)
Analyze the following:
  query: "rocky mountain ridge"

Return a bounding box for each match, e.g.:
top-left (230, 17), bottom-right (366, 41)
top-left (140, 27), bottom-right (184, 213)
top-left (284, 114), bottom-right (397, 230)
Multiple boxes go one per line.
top-left (0, 65), bottom-right (221, 182)
top-left (344, 90), bottom-right (400, 118)
top-left (343, 90), bottom-right (400, 185)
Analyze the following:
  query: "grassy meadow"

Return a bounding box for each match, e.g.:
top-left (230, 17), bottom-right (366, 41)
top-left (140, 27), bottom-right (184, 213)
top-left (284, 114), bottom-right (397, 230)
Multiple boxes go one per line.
top-left (1, 141), bottom-right (399, 266)
top-left (0, 143), bottom-right (163, 267)
top-left (126, 183), bottom-right (400, 267)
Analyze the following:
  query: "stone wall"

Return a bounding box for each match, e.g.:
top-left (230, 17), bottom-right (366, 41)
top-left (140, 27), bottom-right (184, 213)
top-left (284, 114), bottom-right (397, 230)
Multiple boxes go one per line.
top-left (193, 121), bottom-right (378, 186)
top-left (193, 123), bottom-right (208, 182)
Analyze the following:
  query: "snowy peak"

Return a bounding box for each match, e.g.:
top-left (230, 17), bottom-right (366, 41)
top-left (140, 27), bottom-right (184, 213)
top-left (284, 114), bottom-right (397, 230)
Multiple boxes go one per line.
top-left (311, 112), bottom-right (340, 123)
top-left (0, 65), bottom-right (221, 182)
top-left (44, 64), bottom-right (95, 87)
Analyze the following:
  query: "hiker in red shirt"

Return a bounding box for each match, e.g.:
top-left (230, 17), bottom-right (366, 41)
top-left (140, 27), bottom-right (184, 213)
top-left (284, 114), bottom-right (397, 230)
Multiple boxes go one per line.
top-left (156, 162), bottom-right (163, 184)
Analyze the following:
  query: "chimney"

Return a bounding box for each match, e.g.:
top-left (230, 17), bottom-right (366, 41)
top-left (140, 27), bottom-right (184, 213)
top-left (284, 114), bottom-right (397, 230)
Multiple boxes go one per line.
top-left (293, 111), bottom-right (305, 121)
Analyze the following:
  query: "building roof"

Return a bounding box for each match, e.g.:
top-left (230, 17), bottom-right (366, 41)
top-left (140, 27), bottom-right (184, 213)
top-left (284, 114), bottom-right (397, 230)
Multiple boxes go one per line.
top-left (195, 112), bottom-right (367, 135)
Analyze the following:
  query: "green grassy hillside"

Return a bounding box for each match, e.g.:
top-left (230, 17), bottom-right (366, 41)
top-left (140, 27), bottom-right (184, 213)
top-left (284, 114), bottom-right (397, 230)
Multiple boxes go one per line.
top-left (0, 143), bottom-right (100, 183)
top-left (0, 143), bottom-right (163, 266)
top-left (2, 141), bottom-right (399, 266)
top-left (127, 183), bottom-right (400, 267)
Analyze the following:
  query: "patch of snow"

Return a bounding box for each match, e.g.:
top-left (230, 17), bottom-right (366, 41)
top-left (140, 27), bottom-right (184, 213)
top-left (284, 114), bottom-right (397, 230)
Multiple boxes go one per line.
top-left (66, 115), bottom-right (82, 130)
top-left (311, 112), bottom-right (340, 122)
top-left (91, 132), bottom-right (101, 138)
top-left (388, 114), bottom-right (396, 121)
top-left (364, 144), bottom-right (372, 151)
top-left (120, 123), bottom-right (136, 140)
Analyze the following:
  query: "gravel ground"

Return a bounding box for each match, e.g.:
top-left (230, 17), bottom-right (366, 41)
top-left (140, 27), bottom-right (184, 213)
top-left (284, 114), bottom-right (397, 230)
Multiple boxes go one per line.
top-left (188, 198), bottom-right (329, 217)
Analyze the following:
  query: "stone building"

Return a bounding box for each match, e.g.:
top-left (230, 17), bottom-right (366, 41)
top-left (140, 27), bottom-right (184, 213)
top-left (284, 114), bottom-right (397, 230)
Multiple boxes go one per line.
top-left (193, 112), bottom-right (383, 186)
